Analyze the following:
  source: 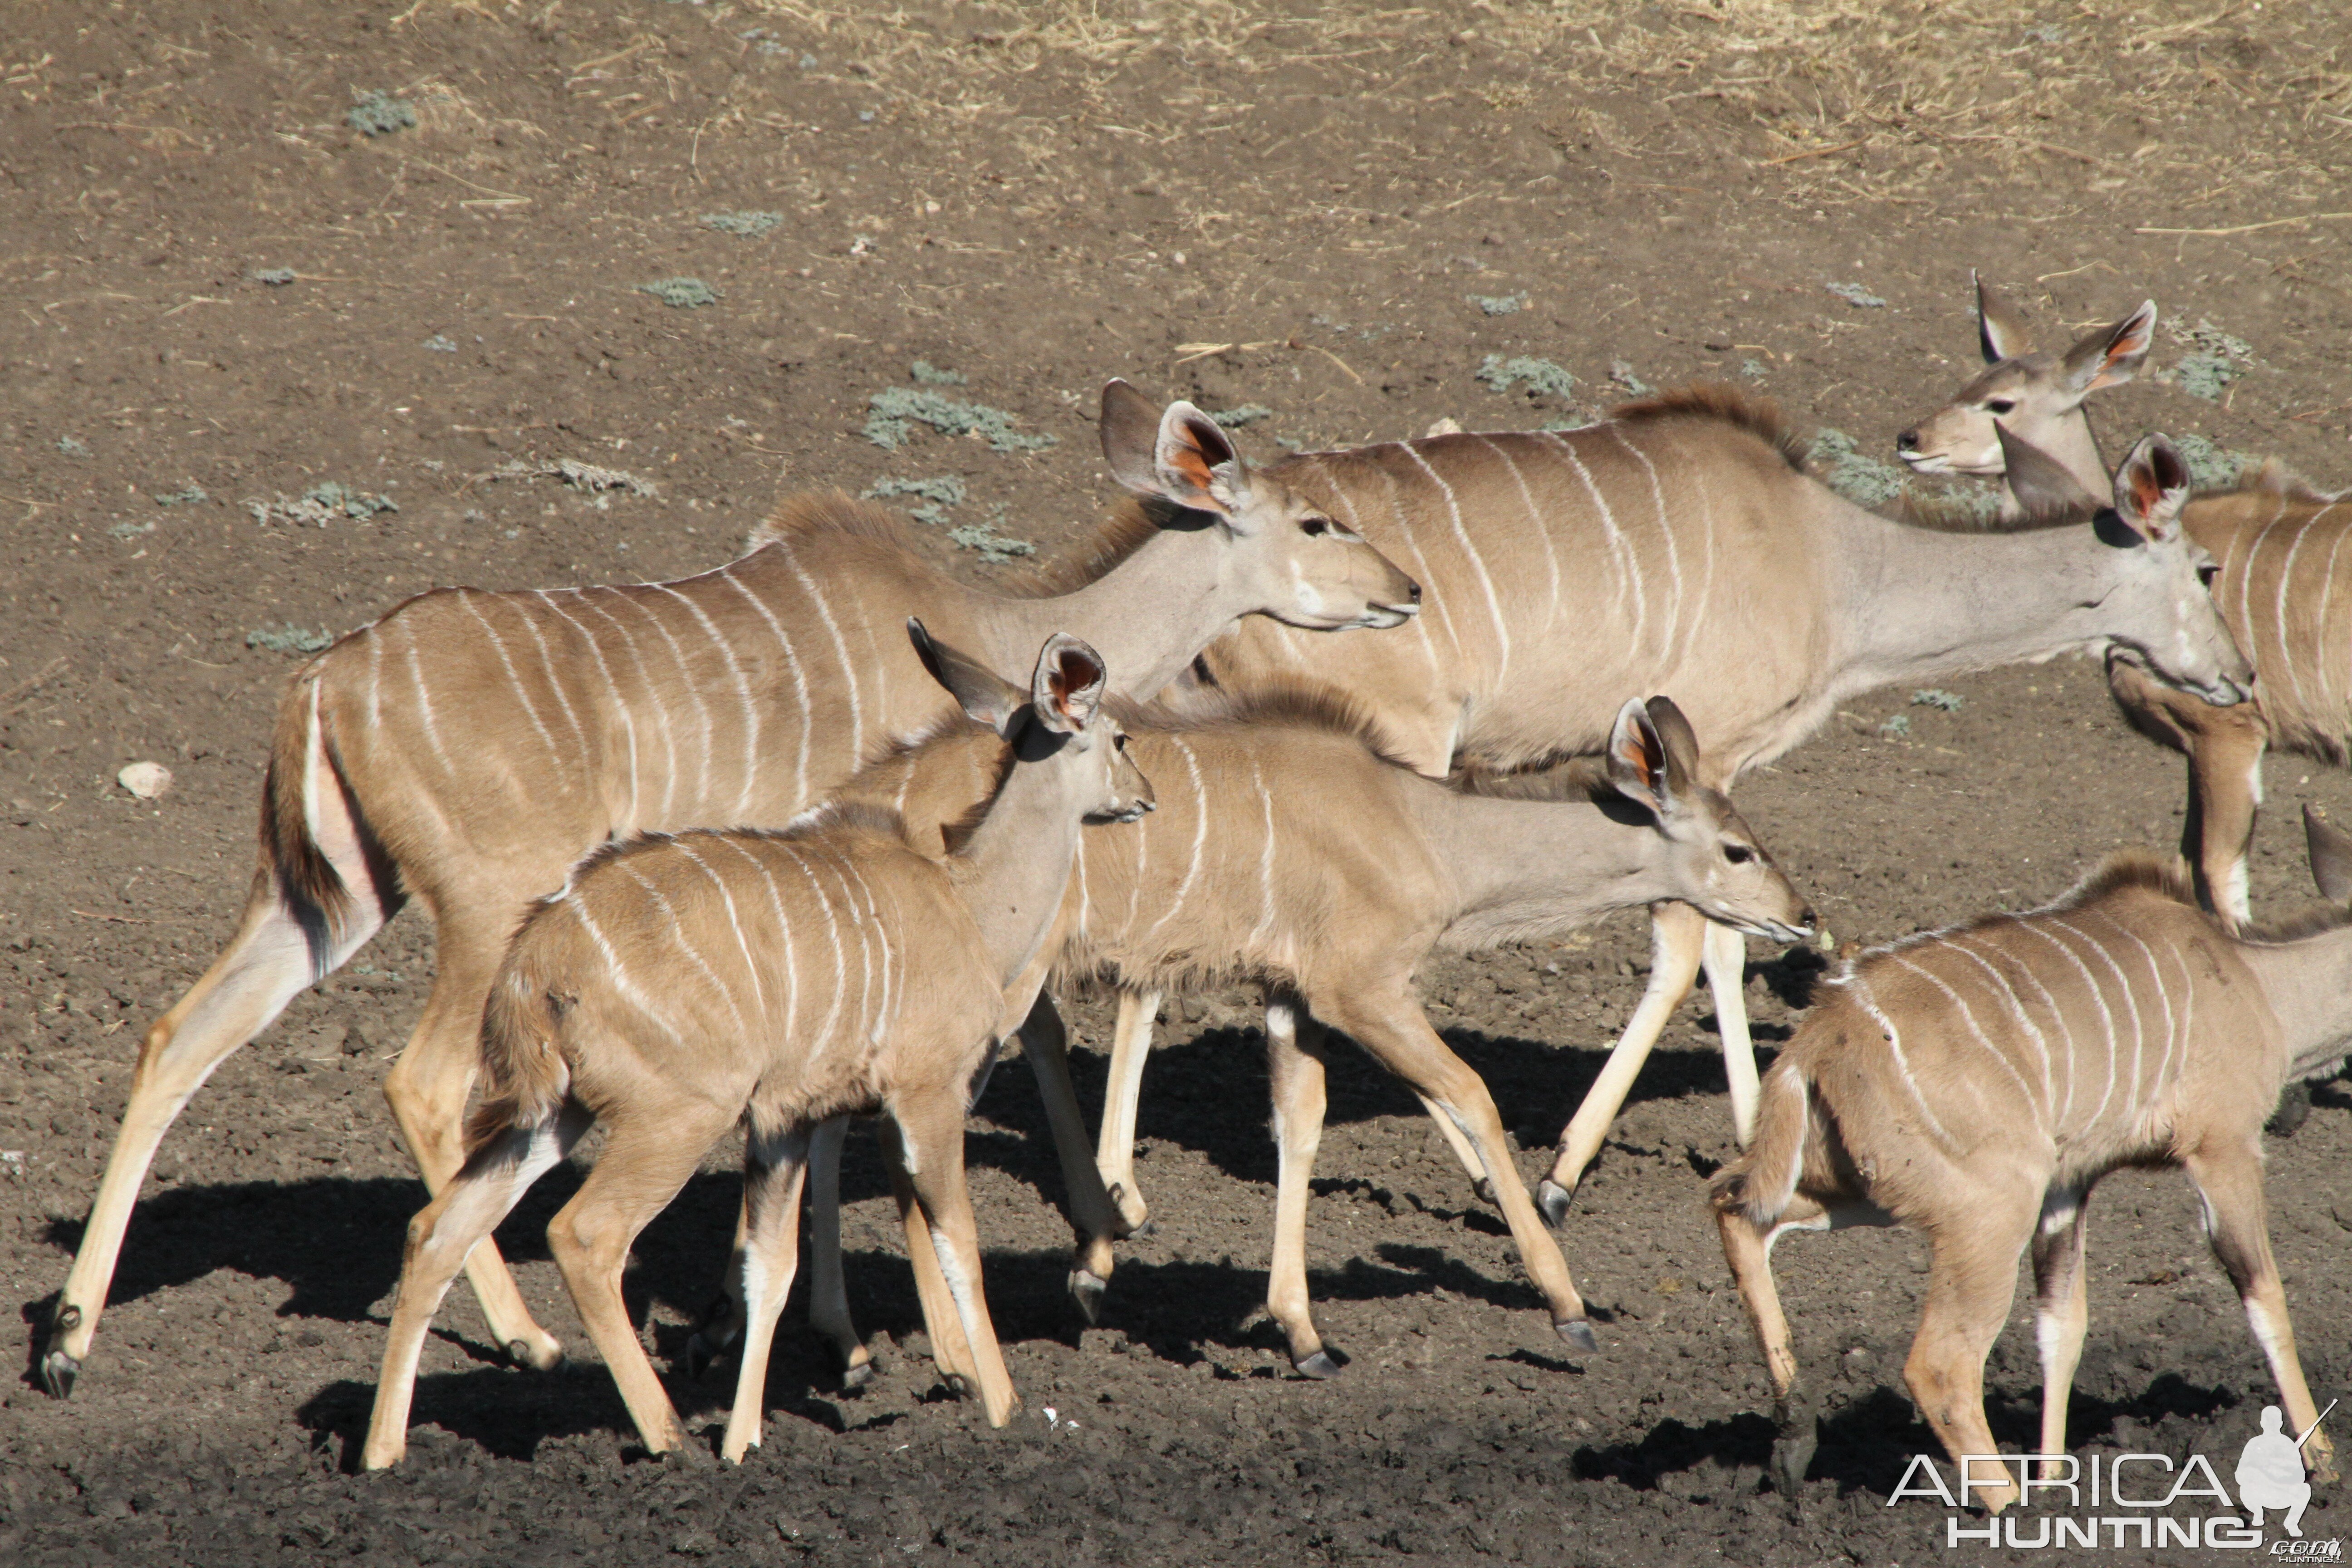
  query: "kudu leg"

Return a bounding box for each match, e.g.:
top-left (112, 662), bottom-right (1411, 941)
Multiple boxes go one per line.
top-left (1263, 995), bottom-right (1338, 1374)
top-left (381, 916), bottom-right (564, 1371)
top-left (801, 1117), bottom-right (877, 1389)
top-left (1540, 902), bottom-right (1709, 1224)
top-left (2185, 1143), bottom-right (2338, 1483)
top-left (1716, 1201), bottom-right (1813, 1505)
top-left (892, 1094), bottom-right (1019, 1427)
top-left (1414, 1091), bottom-right (1495, 1203)
top-left (2028, 1190), bottom-right (2092, 1470)
top-left (546, 1105), bottom-right (740, 1460)
top-left (1013, 992), bottom-right (1125, 1312)
top-left (1317, 986), bottom-right (1597, 1354)
top-left (1704, 922), bottom-right (1762, 1144)
top-left (881, 1121), bottom-right (979, 1392)
top-left (1094, 989), bottom-right (1162, 1234)
top-left (362, 1111), bottom-right (585, 1469)
top-left (1903, 1201), bottom-right (2039, 1514)
top-left (720, 1126), bottom-right (811, 1464)
top-left (46, 882), bottom-right (376, 1397)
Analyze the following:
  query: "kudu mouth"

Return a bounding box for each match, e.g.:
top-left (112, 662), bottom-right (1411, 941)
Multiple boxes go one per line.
top-left (2109, 643), bottom-right (2252, 709)
top-left (1358, 598), bottom-right (1421, 629)
top-left (1720, 912), bottom-right (1815, 946)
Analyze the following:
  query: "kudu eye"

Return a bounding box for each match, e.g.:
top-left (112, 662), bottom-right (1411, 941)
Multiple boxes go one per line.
top-left (1723, 843), bottom-right (1755, 865)
top-left (2198, 563), bottom-right (2220, 589)
top-left (1984, 398), bottom-right (2017, 416)
top-left (1301, 516), bottom-right (1331, 537)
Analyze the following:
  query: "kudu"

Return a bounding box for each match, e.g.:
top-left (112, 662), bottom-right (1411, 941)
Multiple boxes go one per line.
top-left (1710, 809), bottom-right (2352, 1514)
top-left (360, 623), bottom-right (1152, 1469)
top-left (1905, 282), bottom-right (2349, 927)
top-left (44, 382), bottom-right (1416, 1399)
top-left (773, 687), bottom-right (1808, 1379)
top-left (1090, 384), bottom-right (2249, 1242)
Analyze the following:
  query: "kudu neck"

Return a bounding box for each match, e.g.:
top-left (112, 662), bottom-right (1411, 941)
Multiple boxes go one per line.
top-left (947, 722), bottom-right (1092, 985)
top-left (1828, 511), bottom-right (2129, 696)
top-left (2237, 924), bottom-right (2352, 1081)
top-left (984, 524), bottom-right (1242, 703)
top-left (1414, 786), bottom-right (1677, 945)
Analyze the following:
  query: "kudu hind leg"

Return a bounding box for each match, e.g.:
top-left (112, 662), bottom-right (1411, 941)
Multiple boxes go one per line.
top-left (1717, 1204), bottom-right (1812, 1507)
top-left (892, 1095), bottom-right (1018, 1426)
top-left (1013, 992), bottom-right (1124, 1313)
top-left (2185, 1142), bottom-right (2336, 1482)
top-left (721, 1125), bottom-right (811, 1464)
top-left (2028, 1190), bottom-right (2092, 1468)
top-left (1094, 989), bottom-right (1161, 1233)
top-left (47, 876), bottom-right (381, 1396)
top-left (362, 1110), bottom-right (585, 1469)
top-left (881, 1120), bottom-right (978, 1392)
top-left (1541, 902), bottom-right (1708, 1223)
top-left (800, 1116), bottom-right (877, 1389)
top-left (1264, 996), bottom-right (1338, 1374)
top-left (381, 912), bottom-right (564, 1371)
top-left (1904, 1200), bottom-right (2040, 1513)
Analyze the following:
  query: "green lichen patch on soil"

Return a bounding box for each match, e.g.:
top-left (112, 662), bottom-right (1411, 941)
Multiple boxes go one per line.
top-left (248, 482), bottom-right (398, 527)
top-left (864, 387), bottom-right (1055, 453)
top-left (1476, 355), bottom-right (1576, 401)
top-left (347, 91), bottom-right (416, 137)
top-left (1806, 428), bottom-right (1911, 510)
top-left (701, 210), bottom-right (783, 237)
top-left (637, 277), bottom-right (719, 308)
top-left (246, 625), bottom-right (334, 655)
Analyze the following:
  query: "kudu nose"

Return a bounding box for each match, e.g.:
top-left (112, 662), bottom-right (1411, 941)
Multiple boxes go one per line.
top-left (1895, 430), bottom-right (1920, 452)
top-left (1798, 905), bottom-right (1818, 933)
top-left (1407, 580), bottom-right (1422, 603)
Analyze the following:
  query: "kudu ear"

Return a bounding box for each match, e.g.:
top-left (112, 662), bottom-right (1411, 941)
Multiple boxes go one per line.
top-left (1997, 425), bottom-right (2101, 515)
top-left (2110, 434), bottom-right (2192, 544)
top-left (1031, 632), bottom-right (1107, 735)
top-left (1099, 382), bottom-right (1257, 523)
top-left (1974, 272), bottom-right (2035, 364)
top-left (907, 618), bottom-right (1026, 736)
top-left (1606, 697), bottom-right (1681, 818)
top-left (1643, 695), bottom-right (1704, 797)
top-left (2061, 300), bottom-right (2157, 395)
top-left (1099, 379), bottom-right (1165, 495)
top-left (2306, 805), bottom-right (2352, 906)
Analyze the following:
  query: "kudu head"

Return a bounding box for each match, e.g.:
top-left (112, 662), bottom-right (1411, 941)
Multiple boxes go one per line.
top-left (2077, 433), bottom-right (2253, 708)
top-left (1605, 695), bottom-right (1814, 945)
top-left (908, 619), bottom-right (1155, 824)
top-left (1895, 274), bottom-right (2155, 500)
top-left (1098, 379), bottom-right (1421, 631)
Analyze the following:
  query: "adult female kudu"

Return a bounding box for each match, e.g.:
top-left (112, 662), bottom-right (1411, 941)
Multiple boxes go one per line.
top-left (1088, 385), bottom-right (2249, 1241)
top-left (362, 623), bottom-right (1151, 1469)
top-left (43, 384), bottom-right (1417, 1399)
top-left (1710, 810), bottom-right (2352, 1514)
top-left (1901, 280), bottom-right (2347, 927)
top-left (769, 687), bottom-right (1809, 1380)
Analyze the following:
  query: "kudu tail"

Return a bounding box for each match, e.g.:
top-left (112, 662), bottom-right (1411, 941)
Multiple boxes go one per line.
top-left (467, 964), bottom-right (574, 1156)
top-left (260, 668), bottom-right (372, 974)
top-left (1710, 1061), bottom-right (1812, 1227)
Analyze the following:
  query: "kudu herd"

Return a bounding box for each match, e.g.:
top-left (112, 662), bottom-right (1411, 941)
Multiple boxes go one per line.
top-left (39, 275), bottom-right (2342, 1517)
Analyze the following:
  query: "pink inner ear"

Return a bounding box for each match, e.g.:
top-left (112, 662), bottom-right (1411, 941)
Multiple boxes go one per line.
top-left (1163, 443), bottom-right (1214, 495)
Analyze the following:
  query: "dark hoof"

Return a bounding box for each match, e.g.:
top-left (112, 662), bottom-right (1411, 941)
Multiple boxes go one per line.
top-left (944, 1372), bottom-right (975, 1401)
top-left (1068, 1269), bottom-right (1107, 1325)
top-left (662, 1436), bottom-right (716, 1470)
top-left (1770, 1425), bottom-right (1818, 1505)
top-left (38, 1348), bottom-right (78, 1401)
top-left (838, 1359), bottom-right (875, 1395)
top-left (1472, 1177), bottom-right (1498, 1208)
top-left (1135, 1220), bottom-right (1158, 1237)
top-left (1294, 1350), bottom-right (1343, 1380)
top-left (1555, 1319), bottom-right (1599, 1355)
top-left (1536, 1179), bottom-right (1573, 1230)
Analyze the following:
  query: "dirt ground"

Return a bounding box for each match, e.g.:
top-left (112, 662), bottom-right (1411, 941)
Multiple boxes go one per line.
top-left (4, 2), bottom-right (2351, 1563)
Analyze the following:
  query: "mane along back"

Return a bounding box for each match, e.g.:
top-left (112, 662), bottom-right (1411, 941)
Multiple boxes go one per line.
top-left (1607, 383), bottom-right (1809, 474)
top-left (1139, 678), bottom-right (1415, 768)
top-left (1000, 496), bottom-right (1173, 598)
top-left (742, 490), bottom-right (929, 555)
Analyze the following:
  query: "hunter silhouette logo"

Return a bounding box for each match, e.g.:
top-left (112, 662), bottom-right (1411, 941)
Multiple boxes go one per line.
top-left (1889, 1400), bottom-right (2339, 1552)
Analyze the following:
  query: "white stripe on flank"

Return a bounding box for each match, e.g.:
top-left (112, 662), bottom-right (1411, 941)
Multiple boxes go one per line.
top-left (1943, 935), bottom-right (2056, 1115)
top-left (1612, 427), bottom-right (1682, 662)
top-left (1142, 737), bottom-right (1210, 944)
top-left (2097, 911), bottom-right (2180, 1104)
top-left (2050, 916), bottom-right (2148, 1125)
top-left (1308, 456), bottom-right (1438, 676)
top-left (512, 595), bottom-right (589, 753)
top-left (779, 843), bottom-right (848, 1061)
top-left (2234, 487), bottom-right (2292, 683)
top-left (819, 850), bottom-right (877, 1046)
top-left (1246, 758), bottom-right (1279, 952)
top-left (365, 626), bottom-right (384, 733)
top-left (656, 583), bottom-right (761, 821)
top-left (565, 892), bottom-right (688, 1050)
top-left (622, 862), bottom-right (754, 1039)
top-left (1121, 772), bottom-right (1152, 941)
top-left (458, 591), bottom-right (563, 763)
top-left (1372, 458), bottom-right (1463, 667)
top-left (1402, 442), bottom-right (1510, 680)
top-left (2016, 920), bottom-right (2121, 1132)
top-left (719, 568), bottom-right (814, 812)
top-left (538, 591), bottom-right (642, 833)
top-left (1888, 954), bottom-right (2047, 1132)
top-left (1475, 436), bottom-right (1561, 634)
top-left (717, 836), bottom-right (799, 1039)
top-left (1071, 830), bottom-right (1092, 940)
top-left (400, 616), bottom-right (457, 779)
top-left (573, 590), bottom-right (681, 821)
top-left (1542, 430), bottom-right (1645, 651)
top-left (675, 839), bottom-right (769, 1017)
top-left (617, 589), bottom-right (719, 814)
top-left (841, 858), bottom-right (897, 1043)
top-left (776, 536), bottom-right (865, 766)
top-left (1843, 971), bottom-right (1955, 1149)
top-left (2269, 505), bottom-right (2323, 725)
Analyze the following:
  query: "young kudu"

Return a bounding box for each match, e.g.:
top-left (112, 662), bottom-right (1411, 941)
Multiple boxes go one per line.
top-left (782, 687), bottom-right (1808, 1379)
top-left (44, 383), bottom-right (1416, 1399)
top-left (1710, 812), bottom-right (2352, 1514)
top-left (1904, 281), bottom-right (2348, 927)
top-left (361, 623), bottom-right (1152, 1469)
top-left (1093, 384), bottom-right (2249, 1241)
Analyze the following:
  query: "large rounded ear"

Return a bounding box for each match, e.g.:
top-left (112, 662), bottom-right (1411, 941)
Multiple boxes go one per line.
top-left (1031, 632), bottom-right (1107, 735)
top-left (1642, 695), bottom-right (1704, 797)
top-left (2306, 804), bottom-right (2352, 906)
top-left (1975, 271), bottom-right (2035, 364)
top-left (1606, 697), bottom-right (1678, 818)
top-left (1998, 425), bottom-right (2101, 514)
top-left (908, 618), bottom-right (1025, 736)
top-left (1099, 379), bottom-right (1164, 495)
top-left (1152, 401), bottom-right (1255, 522)
top-left (2110, 434), bottom-right (2192, 544)
top-left (2061, 299), bottom-right (2156, 394)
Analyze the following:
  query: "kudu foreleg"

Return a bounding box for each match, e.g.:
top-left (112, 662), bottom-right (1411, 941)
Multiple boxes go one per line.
top-left (1540, 902), bottom-right (1708, 1224)
top-left (720, 1125), bottom-right (811, 1464)
top-left (1716, 1201), bottom-right (1811, 1508)
top-left (893, 1094), bottom-right (1019, 1427)
top-left (1094, 989), bottom-right (1162, 1234)
top-left (1011, 992), bottom-right (1125, 1311)
top-left (1263, 994), bottom-right (1338, 1375)
top-left (1904, 1201), bottom-right (2040, 1514)
top-left (803, 1117), bottom-right (876, 1389)
top-left (2028, 1190), bottom-right (2092, 1470)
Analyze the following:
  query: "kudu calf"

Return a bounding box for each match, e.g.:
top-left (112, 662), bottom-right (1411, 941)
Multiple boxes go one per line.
top-left (1122, 386), bottom-right (2246, 1231)
top-left (1905, 281), bottom-right (2348, 926)
top-left (361, 624), bottom-right (1151, 1469)
top-left (775, 688), bottom-right (1808, 1379)
top-left (1710, 813), bottom-right (2352, 1514)
top-left (46, 383), bottom-right (1416, 1398)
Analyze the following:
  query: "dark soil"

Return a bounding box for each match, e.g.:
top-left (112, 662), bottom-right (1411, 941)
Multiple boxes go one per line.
top-left (3, 3), bottom-right (2348, 1563)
